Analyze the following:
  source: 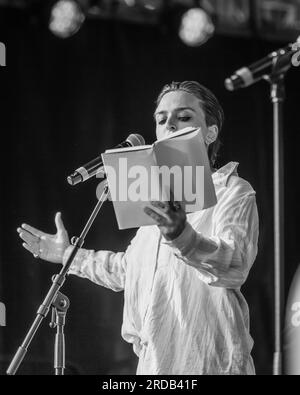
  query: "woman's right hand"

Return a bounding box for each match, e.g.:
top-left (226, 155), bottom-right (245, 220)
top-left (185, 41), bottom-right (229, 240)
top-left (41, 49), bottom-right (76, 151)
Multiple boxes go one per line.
top-left (17, 212), bottom-right (70, 264)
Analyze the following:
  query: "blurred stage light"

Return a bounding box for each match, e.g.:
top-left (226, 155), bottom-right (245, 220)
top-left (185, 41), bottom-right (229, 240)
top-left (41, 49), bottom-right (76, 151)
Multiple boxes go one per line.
top-left (122, 0), bottom-right (163, 12)
top-left (123, 0), bottom-right (135, 6)
top-left (124, 0), bottom-right (135, 7)
top-left (140, 0), bottom-right (162, 11)
top-left (179, 7), bottom-right (215, 47)
top-left (49, 0), bottom-right (85, 38)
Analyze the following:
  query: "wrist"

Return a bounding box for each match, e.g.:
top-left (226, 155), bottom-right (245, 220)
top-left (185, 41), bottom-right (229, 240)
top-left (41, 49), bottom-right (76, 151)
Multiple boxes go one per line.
top-left (61, 244), bottom-right (74, 266)
top-left (164, 220), bottom-right (187, 241)
top-left (162, 222), bottom-right (196, 256)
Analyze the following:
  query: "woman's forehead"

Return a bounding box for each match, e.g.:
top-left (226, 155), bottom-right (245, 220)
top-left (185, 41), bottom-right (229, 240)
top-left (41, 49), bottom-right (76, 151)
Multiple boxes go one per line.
top-left (156, 90), bottom-right (203, 113)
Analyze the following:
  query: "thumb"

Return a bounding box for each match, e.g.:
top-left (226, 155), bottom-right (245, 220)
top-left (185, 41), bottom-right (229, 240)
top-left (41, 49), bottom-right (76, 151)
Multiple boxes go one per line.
top-left (55, 212), bottom-right (67, 234)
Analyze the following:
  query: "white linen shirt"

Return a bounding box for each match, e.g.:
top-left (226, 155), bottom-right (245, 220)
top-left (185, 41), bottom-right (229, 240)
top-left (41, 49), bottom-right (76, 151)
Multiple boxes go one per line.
top-left (64, 161), bottom-right (259, 375)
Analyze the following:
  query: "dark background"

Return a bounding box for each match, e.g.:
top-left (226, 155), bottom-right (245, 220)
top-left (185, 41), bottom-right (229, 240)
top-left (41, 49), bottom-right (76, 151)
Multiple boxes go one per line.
top-left (0, 7), bottom-right (300, 375)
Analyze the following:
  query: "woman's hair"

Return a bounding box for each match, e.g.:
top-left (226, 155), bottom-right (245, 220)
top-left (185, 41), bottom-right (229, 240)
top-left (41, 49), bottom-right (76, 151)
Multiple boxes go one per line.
top-left (156, 81), bottom-right (225, 169)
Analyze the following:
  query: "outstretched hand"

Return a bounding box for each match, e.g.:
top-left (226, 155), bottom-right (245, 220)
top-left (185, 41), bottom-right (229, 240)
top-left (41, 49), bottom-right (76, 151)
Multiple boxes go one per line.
top-left (17, 212), bottom-right (70, 264)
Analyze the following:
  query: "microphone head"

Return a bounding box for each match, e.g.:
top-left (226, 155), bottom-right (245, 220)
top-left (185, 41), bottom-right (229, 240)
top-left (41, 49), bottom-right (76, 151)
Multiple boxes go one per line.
top-left (67, 172), bottom-right (82, 186)
top-left (224, 78), bottom-right (234, 91)
top-left (126, 133), bottom-right (145, 147)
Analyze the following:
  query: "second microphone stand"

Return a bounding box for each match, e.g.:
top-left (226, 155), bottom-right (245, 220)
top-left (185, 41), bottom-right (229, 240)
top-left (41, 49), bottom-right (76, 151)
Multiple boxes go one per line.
top-left (265, 52), bottom-right (292, 376)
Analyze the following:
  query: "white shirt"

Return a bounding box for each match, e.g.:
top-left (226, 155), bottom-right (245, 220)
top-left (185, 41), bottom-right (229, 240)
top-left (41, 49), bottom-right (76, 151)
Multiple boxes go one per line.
top-left (64, 161), bottom-right (259, 375)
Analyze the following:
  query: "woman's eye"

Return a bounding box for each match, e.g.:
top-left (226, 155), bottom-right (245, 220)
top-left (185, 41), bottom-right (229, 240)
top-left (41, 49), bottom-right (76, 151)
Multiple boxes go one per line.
top-left (179, 116), bottom-right (191, 122)
top-left (157, 119), bottom-right (166, 125)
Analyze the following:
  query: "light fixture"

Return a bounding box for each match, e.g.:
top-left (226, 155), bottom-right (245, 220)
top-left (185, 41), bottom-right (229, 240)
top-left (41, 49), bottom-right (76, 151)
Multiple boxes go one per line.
top-left (139, 0), bottom-right (162, 12)
top-left (122, 0), bottom-right (162, 11)
top-left (49, 0), bottom-right (85, 38)
top-left (179, 7), bottom-right (215, 47)
top-left (123, 0), bottom-right (135, 6)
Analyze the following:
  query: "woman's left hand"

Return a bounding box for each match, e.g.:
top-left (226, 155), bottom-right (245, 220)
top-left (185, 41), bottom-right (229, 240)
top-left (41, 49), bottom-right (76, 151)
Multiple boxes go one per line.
top-left (144, 198), bottom-right (187, 241)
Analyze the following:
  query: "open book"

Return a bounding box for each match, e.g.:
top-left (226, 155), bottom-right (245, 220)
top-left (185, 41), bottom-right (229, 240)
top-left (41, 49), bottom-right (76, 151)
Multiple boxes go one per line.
top-left (101, 127), bottom-right (217, 229)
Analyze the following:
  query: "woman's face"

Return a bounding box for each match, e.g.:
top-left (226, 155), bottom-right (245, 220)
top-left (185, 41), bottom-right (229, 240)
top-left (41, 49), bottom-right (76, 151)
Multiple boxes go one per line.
top-left (154, 90), bottom-right (209, 140)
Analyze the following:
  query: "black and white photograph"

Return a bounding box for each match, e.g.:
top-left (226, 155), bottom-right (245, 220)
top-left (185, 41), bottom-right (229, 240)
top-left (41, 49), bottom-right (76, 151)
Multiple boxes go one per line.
top-left (1, 0), bottom-right (300, 378)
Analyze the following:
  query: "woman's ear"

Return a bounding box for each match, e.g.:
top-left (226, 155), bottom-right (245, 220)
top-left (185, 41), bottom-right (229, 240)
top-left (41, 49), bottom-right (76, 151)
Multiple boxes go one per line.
top-left (205, 125), bottom-right (218, 145)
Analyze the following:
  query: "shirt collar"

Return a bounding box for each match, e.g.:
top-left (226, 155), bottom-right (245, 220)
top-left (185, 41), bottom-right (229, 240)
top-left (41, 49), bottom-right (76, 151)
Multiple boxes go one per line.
top-left (212, 161), bottom-right (239, 187)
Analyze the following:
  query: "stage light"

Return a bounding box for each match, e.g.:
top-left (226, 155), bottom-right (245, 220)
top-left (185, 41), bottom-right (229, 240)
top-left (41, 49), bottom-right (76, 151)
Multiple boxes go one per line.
top-left (123, 0), bottom-right (135, 6)
top-left (140, 0), bottom-right (161, 11)
top-left (122, 0), bottom-right (163, 12)
top-left (179, 7), bottom-right (215, 47)
top-left (49, 0), bottom-right (85, 38)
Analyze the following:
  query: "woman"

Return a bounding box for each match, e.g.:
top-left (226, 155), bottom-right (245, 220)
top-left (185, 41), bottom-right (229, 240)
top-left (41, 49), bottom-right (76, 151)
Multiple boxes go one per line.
top-left (17, 81), bottom-right (259, 375)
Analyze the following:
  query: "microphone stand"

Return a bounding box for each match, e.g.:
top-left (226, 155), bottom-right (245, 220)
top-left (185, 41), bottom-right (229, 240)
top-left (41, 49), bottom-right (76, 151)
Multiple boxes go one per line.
top-left (6, 183), bottom-right (110, 375)
top-left (49, 291), bottom-right (70, 375)
top-left (265, 53), bottom-right (292, 375)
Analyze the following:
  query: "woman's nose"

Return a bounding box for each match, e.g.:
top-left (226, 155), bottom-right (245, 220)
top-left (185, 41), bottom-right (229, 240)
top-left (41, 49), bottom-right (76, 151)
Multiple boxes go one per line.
top-left (166, 121), bottom-right (177, 133)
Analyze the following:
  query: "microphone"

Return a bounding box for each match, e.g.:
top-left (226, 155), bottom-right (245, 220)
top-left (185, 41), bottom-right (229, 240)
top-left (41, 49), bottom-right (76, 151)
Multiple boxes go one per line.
top-left (225, 40), bottom-right (300, 91)
top-left (67, 133), bottom-right (145, 186)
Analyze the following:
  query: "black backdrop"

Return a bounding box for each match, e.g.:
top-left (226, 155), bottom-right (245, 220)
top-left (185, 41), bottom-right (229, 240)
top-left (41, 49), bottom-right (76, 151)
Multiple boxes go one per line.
top-left (0, 7), bottom-right (300, 375)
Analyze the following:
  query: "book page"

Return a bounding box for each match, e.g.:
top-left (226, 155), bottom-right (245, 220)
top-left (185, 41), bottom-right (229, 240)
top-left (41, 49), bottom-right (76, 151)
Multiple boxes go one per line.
top-left (153, 127), bottom-right (217, 212)
top-left (101, 147), bottom-right (166, 229)
top-left (155, 126), bottom-right (199, 142)
top-left (105, 145), bottom-right (151, 153)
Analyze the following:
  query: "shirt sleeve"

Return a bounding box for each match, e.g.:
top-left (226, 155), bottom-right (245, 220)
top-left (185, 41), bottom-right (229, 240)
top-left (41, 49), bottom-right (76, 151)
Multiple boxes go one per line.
top-left (62, 230), bottom-right (139, 292)
top-left (163, 178), bottom-right (259, 288)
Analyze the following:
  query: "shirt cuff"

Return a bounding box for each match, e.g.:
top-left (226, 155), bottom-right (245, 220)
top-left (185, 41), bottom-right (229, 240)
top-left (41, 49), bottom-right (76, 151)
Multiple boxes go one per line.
top-left (161, 222), bottom-right (197, 256)
top-left (62, 245), bottom-right (85, 274)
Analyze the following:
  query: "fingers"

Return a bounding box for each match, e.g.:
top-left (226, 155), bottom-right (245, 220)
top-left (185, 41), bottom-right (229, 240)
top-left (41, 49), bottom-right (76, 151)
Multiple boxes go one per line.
top-left (17, 227), bottom-right (39, 246)
top-left (170, 200), bottom-right (182, 212)
top-left (20, 223), bottom-right (44, 238)
top-left (144, 206), bottom-right (167, 225)
top-left (55, 212), bottom-right (66, 234)
top-left (147, 202), bottom-right (171, 220)
top-left (22, 242), bottom-right (36, 255)
top-left (167, 190), bottom-right (182, 211)
top-left (150, 200), bottom-right (181, 215)
top-left (169, 188), bottom-right (175, 203)
top-left (150, 201), bottom-right (168, 212)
